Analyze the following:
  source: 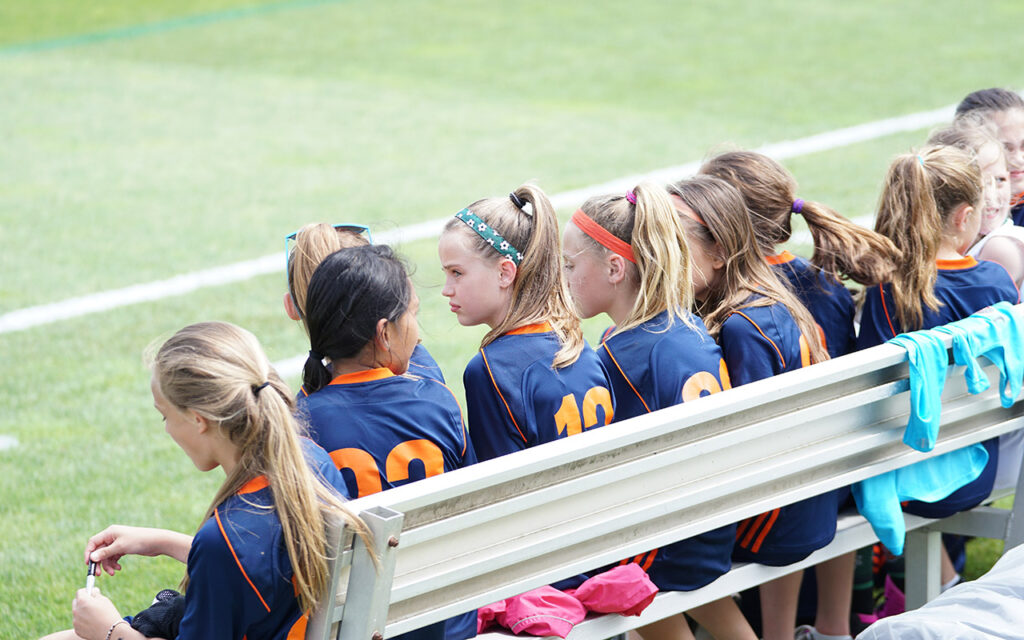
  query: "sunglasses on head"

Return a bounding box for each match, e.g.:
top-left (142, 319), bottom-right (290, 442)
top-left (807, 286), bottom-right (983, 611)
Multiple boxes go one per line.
top-left (285, 223), bottom-right (373, 284)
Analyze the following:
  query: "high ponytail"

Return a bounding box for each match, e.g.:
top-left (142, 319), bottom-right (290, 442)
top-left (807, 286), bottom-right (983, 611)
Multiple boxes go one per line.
top-left (874, 145), bottom-right (983, 330)
top-left (576, 182), bottom-right (695, 335)
top-left (443, 182), bottom-right (584, 368)
top-left (700, 150), bottom-right (900, 286)
top-left (151, 322), bottom-right (372, 610)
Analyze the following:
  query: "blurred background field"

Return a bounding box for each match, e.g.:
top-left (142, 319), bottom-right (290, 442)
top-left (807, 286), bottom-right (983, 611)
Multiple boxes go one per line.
top-left (1, 1), bottom-right (1022, 636)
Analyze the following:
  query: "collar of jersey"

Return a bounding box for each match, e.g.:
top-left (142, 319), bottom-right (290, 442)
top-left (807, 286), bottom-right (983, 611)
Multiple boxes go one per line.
top-left (239, 475), bottom-right (269, 495)
top-left (328, 367), bottom-right (395, 386)
top-left (505, 321), bottom-right (553, 336)
top-left (936, 256), bottom-right (978, 270)
top-left (764, 250), bottom-right (796, 265)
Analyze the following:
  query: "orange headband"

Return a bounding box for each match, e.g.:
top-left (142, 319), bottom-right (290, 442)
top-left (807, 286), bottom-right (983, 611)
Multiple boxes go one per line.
top-left (669, 194), bottom-right (708, 227)
top-left (571, 209), bottom-right (636, 264)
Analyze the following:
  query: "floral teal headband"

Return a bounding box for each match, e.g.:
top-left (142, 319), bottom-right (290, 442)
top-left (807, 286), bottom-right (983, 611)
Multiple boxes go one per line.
top-left (454, 208), bottom-right (524, 265)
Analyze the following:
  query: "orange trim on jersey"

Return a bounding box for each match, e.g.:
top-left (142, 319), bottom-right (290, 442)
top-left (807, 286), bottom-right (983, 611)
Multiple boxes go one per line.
top-left (432, 380), bottom-right (470, 457)
top-left (750, 508), bottom-right (781, 553)
top-left (328, 367), bottom-right (394, 386)
top-left (764, 251), bottom-right (796, 266)
top-left (239, 476), bottom-right (269, 495)
top-left (878, 283), bottom-right (898, 339)
top-left (599, 343), bottom-right (652, 414)
top-left (732, 311), bottom-right (786, 368)
top-left (506, 322), bottom-right (553, 336)
top-left (215, 508), bottom-right (271, 612)
top-left (1012, 190), bottom-right (1024, 207)
top-left (286, 614), bottom-right (309, 639)
top-left (935, 256), bottom-right (978, 270)
top-left (480, 349), bottom-right (528, 444)
top-left (299, 385), bottom-right (309, 398)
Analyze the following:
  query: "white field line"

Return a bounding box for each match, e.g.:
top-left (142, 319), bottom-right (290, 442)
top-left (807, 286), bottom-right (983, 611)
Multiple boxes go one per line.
top-left (0, 103), bottom-right (954, 338)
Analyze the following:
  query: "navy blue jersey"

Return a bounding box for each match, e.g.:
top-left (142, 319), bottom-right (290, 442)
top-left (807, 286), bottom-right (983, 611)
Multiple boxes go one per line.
top-left (177, 440), bottom-right (348, 640)
top-left (719, 299), bottom-right (844, 565)
top-left (298, 344), bottom-right (445, 399)
top-left (599, 311), bottom-right (731, 417)
top-left (769, 251), bottom-right (856, 358)
top-left (718, 300), bottom-right (812, 388)
top-left (407, 344), bottom-right (446, 383)
top-left (463, 322), bottom-right (615, 462)
top-left (858, 257), bottom-right (1019, 348)
top-left (598, 311), bottom-right (736, 590)
top-left (297, 367), bottom-right (474, 499)
top-left (856, 256), bottom-right (1018, 521)
top-left (1012, 202), bottom-right (1024, 227)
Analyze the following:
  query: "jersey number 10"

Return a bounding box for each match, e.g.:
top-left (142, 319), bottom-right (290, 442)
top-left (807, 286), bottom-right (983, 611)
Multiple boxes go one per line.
top-left (555, 386), bottom-right (614, 437)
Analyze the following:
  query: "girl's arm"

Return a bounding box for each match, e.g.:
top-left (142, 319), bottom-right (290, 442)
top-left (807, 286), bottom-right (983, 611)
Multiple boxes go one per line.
top-left (72, 588), bottom-right (160, 640)
top-left (977, 236), bottom-right (1024, 288)
top-left (86, 525), bottom-right (193, 575)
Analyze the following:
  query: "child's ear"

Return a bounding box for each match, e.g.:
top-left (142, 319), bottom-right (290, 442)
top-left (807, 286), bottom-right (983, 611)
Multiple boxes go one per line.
top-left (710, 243), bottom-right (727, 270)
top-left (607, 254), bottom-right (628, 284)
top-left (497, 258), bottom-right (518, 289)
top-left (374, 317), bottom-right (391, 352)
top-left (952, 203), bottom-right (974, 232)
top-left (283, 293), bottom-right (301, 321)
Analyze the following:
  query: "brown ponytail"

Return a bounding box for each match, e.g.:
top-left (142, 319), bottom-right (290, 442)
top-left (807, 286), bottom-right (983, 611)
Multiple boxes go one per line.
top-left (700, 150), bottom-right (900, 286)
top-left (668, 176), bottom-right (829, 365)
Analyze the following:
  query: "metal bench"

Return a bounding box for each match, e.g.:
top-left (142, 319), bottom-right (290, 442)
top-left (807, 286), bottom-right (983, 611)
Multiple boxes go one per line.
top-left (306, 305), bottom-right (1024, 640)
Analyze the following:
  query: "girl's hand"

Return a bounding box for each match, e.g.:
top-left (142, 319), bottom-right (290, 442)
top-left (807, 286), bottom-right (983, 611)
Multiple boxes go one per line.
top-left (71, 587), bottom-right (122, 640)
top-left (85, 526), bottom-right (192, 575)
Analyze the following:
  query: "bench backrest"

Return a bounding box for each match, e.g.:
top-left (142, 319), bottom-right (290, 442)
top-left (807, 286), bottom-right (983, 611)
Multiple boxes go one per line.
top-left (307, 304), bottom-right (1024, 640)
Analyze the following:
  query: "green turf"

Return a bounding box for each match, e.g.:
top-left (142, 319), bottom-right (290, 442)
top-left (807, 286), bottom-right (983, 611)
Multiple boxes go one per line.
top-left (3, 1), bottom-right (1024, 636)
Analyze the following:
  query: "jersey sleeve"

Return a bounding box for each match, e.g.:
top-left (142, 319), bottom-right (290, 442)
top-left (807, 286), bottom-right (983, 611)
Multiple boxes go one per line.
top-left (407, 344), bottom-right (447, 383)
top-left (719, 313), bottom-right (784, 387)
top-left (463, 353), bottom-right (529, 461)
top-left (176, 521), bottom-right (266, 640)
top-left (857, 285), bottom-right (898, 350)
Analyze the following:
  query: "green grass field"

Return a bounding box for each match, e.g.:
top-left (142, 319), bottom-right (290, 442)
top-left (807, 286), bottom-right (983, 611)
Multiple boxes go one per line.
top-left (2, 1), bottom-right (1023, 637)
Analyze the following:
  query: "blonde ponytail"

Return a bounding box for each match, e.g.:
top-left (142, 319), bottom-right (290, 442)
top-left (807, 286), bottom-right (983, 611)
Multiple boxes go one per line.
top-left (151, 322), bottom-right (372, 610)
top-left (576, 182), bottom-right (695, 336)
top-left (873, 146), bottom-right (982, 330)
top-left (443, 183), bottom-right (584, 368)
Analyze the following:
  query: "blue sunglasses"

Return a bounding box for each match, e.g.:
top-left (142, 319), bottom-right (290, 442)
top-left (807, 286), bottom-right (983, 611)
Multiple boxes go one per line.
top-left (285, 223), bottom-right (373, 284)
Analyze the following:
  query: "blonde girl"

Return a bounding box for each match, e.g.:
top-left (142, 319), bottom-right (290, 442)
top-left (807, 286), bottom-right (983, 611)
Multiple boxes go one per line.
top-left (928, 121), bottom-right (1024, 287)
top-left (563, 182), bottom-right (754, 640)
top-left (668, 175), bottom-right (840, 640)
top-left (438, 183), bottom-right (614, 461)
top-left (955, 88), bottom-right (1024, 226)
top-left (43, 322), bottom-right (368, 640)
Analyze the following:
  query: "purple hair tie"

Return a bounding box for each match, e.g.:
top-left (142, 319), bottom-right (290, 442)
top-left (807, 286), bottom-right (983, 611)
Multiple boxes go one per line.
top-left (625, 190), bottom-right (637, 205)
top-left (791, 198), bottom-right (805, 214)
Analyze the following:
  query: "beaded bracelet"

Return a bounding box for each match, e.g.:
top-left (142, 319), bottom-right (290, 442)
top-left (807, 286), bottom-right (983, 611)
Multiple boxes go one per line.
top-left (105, 619), bottom-right (129, 640)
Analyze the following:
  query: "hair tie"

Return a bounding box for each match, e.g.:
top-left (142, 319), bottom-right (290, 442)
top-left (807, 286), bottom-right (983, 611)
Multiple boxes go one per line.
top-left (791, 198), bottom-right (804, 214)
top-left (571, 209), bottom-right (636, 264)
top-left (625, 190), bottom-right (637, 205)
top-left (252, 381), bottom-right (271, 395)
top-left (454, 208), bottom-right (524, 265)
top-left (917, 154), bottom-right (926, 168)
top-left (509, 192), bottom-right (526, 209)
top-left (309, 349), bottom-right (324, 363)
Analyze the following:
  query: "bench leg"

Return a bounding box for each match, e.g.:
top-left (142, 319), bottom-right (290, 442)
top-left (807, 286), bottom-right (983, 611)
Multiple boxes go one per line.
top-left (904, 529), bottom-right (941, 610)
